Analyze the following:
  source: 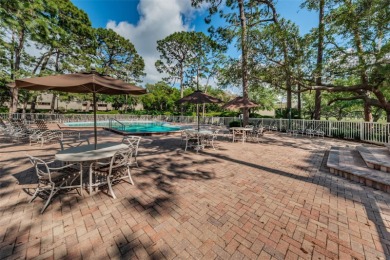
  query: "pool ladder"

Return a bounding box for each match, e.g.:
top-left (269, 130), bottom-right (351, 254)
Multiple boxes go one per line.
top-left (108, 118), bottom-right (125, 131)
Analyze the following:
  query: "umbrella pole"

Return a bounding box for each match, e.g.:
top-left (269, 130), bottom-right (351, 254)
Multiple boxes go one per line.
top-left (93, 92), bottom-right (97, 149)
top-left (197, 104), bottom-right (200, 131)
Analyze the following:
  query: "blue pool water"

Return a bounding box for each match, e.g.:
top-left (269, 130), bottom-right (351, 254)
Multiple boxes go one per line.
top-left (64, 121), bottom-right (181, 133)
top-left (117, 123), bottom-right (181, 133)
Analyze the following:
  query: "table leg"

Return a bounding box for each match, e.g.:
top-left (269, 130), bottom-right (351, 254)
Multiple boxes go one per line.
top-left (79, 162), bottom-right (84, 197)
top-left (89, 163), bottom-right (93, 195)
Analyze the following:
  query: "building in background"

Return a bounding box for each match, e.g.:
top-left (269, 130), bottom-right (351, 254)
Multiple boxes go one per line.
top-left (22, 94), bottom-right (143, 112)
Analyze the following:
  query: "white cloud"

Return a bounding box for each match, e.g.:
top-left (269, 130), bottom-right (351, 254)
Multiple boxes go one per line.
top-left (106, 0), bottom-right (196, 86)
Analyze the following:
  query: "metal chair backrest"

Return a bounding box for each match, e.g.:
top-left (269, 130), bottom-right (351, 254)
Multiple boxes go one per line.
top-left (108, 148), bottom-right (133, 176)
top-left (122, 136), bottom-right (141, 156)
top-left (35, 120), bottom-right (49, 131)
top-left (232, 128), bottom-right (244, 135)
top-left (26, 155), bottom-right (52, 183)
top-left (59, 138), bottom-right (90, 151)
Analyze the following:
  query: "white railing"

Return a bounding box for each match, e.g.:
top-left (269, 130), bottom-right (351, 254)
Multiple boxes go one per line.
top-left (1, 113), bottom-right (389, 144)
top-left (108, 118), bottom-right (125, 130)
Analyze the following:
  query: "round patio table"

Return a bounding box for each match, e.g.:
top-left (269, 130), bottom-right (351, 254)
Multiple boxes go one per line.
top-left (184, 129), bottom-right (213, 151)
top-left (230, 127), bottom-right (253, 143)
top-left (55, 142), bottom-right (128, 194)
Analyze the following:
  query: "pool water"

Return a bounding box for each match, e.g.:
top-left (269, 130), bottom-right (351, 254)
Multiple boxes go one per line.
top-left (65, 121), bottom-right (113, 127)
top-left (115, 123), bottom-right (181, 133)
top-left (64, 121), bottom-right (181, 133)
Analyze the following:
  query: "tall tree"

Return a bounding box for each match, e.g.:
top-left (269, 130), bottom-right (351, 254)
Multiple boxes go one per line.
top-left (33, 0), bottom-right (95, 74)
top-left (191, 0), bottom-right (278, 126)
top-left (155, 31), bottom-right (213, 98)
top-left (303, 0), bottom-right (326, 120)
top-left (300, 0), bottom-right (390, 122)
top-left (94, 28), bottom-right (145, 83)
top-left (141, 82), bottom-right (180, 112)
top-left (0, 0), bottom-right (50, 114)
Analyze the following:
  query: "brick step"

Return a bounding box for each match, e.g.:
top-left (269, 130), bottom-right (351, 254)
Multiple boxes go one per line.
top-left (327, 146), bottom-right (390, 193)
top-left (357, 145), bottom-right (390, 173)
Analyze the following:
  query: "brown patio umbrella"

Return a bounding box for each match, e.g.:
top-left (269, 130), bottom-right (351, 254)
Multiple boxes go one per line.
top-left (222, 96), bottom-right (259, 110)
top-left (177, 90), bottom-right (222, 131)
top-left (13, 70), bottom-right (146, 149)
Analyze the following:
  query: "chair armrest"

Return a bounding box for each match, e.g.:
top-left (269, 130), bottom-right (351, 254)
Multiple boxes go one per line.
top-left (48, 163), bottom-right (78, 171)
top-left (90, 160), bottom-right (111, 168)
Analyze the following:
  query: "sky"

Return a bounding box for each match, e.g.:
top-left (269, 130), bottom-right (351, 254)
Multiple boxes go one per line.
top-left (71, 0), bottom-right (318, 87)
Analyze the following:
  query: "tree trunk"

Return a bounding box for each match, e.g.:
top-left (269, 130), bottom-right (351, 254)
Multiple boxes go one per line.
top-left (363, 101), bottom-right (373, 122)
top-left (346, 0), bottom-right (374, 122)
top-left (314, 90), bottom-right (321, 120)
top-left (22, 99), bottom-right (28, 115)
top-left (202, 86), bottom-right (208, 117)
top-left (286, 83), bottom-right (291, 119)
top-left (180, 64), bottom-right (184, 115)
top-left (32, 54), bottom-right (46, 75)
top-left (297, 84), bottom-right (301, 118)
top-left (30, 96), bottom-right (37, 113)
top-left (50, 94), bottom-right (56, 113)
top-left (314, 0), bottom-right (325, 120)
top-left (40, 49), bottom-right (52, 72)
top-left (272, 6), bottom-right (292, 120)
top-left (55, 51), bottom-right (60, 72)
top-left (238, 0), bottom-right (249, 126)
top-left (10, 30), bottom-right (26, 114)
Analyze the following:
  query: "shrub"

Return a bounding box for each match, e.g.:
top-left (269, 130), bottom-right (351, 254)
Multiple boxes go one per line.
top-left (229, 121), bottom-right (241, 127)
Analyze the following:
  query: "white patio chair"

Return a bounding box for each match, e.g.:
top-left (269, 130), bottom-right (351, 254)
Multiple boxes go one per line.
top-left (27, 155), bottom-right (81, 213)
top-left (314, 130), bottom-right (325, 138)
top-left (59, 138), bottom-right (90, 151)
top-left (232, 128), bottom-right (245, 142)
top-left (89, 147), bottom-right (134, 199)
top-left (204, 129), bottom-right (219, 149)
top-left (122, 136), bottom-right (141, 167)
top-left (180, 130), bottom-right (187, 144)
top-left (182, 131), bottom-right (203, 152)
top-left (247, 127), bottom-right (264, 143)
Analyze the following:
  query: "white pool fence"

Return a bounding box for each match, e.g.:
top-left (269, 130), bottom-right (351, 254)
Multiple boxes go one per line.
top-left (1, 113), bottom-right (389, 144)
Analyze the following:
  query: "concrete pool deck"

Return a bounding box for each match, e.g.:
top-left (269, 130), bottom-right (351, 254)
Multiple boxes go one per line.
top-left (0, 129), bottom-right (390, 259)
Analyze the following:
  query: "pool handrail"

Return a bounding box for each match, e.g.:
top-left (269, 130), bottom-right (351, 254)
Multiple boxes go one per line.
top-left (108, 118), bottom-right (125, 130)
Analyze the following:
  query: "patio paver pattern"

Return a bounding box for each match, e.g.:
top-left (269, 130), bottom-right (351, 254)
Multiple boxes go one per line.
top-left (1, 131), bottom-right (390, 259)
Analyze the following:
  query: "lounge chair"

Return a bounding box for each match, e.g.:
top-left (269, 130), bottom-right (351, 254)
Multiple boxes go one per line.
top-left (35, 120), bottom-right (80, 139)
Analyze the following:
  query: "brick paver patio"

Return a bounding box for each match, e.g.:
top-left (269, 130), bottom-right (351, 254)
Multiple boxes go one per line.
top-left (1, 130), bottom-right (390, 259)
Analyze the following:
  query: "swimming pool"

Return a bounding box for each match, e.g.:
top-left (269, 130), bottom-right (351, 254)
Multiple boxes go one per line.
top-left (63, 121), bottom-right (182, 134)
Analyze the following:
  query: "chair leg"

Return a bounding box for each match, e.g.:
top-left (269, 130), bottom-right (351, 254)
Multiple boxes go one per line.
top-left (134, 156), bottom-right (139, 168)
top-left (29, 187), bottom-right (41, 203)
top-left (89, 167), bottom-right (94, 194)
top-left (107, 177), bottom-right (117, 199)
top-left (41, 187), bottom-right (57, 214)
top-left (127, 167), bottom-right (134, 185)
